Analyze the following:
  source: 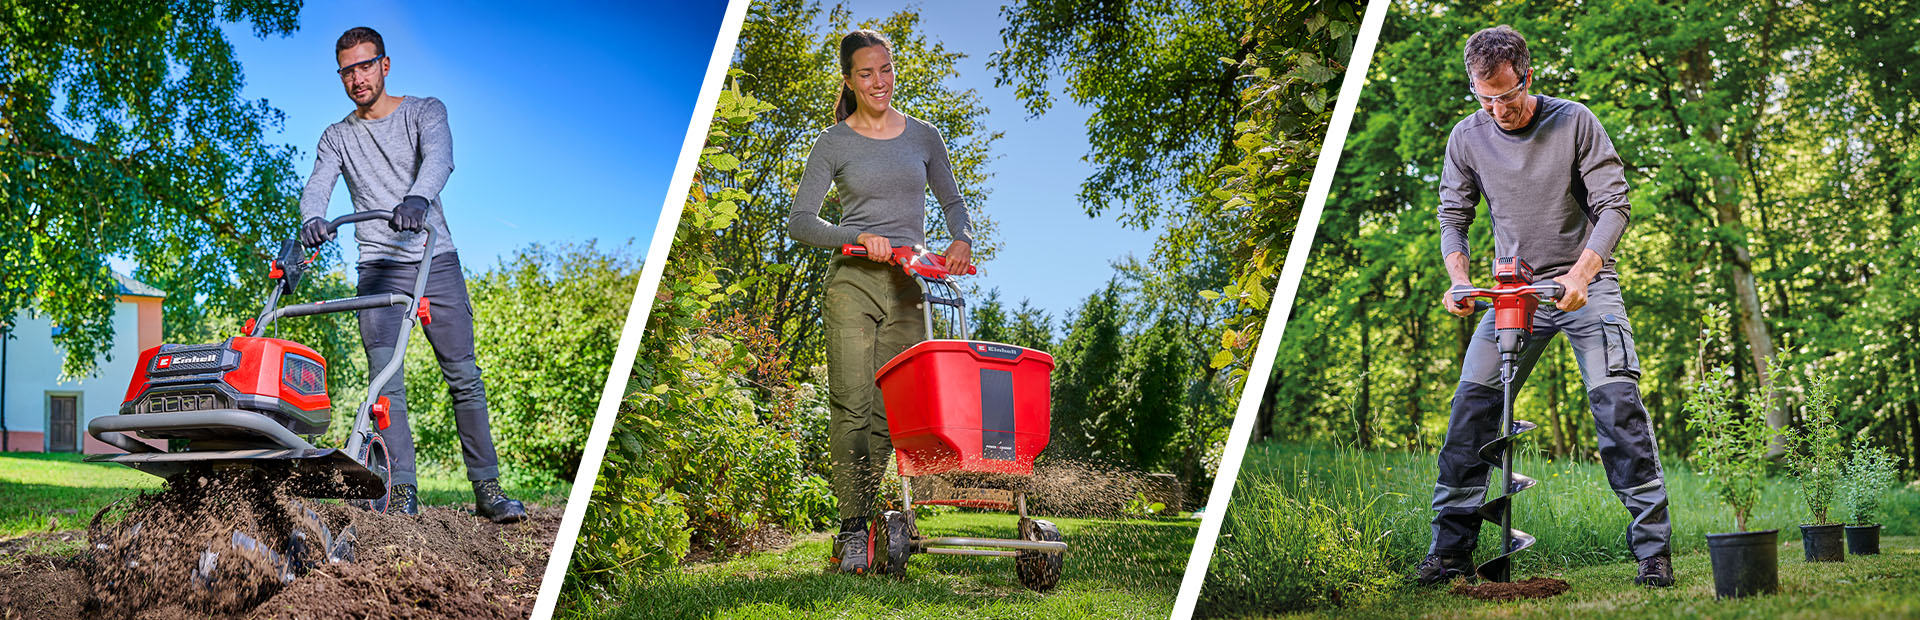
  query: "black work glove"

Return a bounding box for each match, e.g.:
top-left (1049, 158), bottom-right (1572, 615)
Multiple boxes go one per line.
top-left (300, 217), bottom-right (335, 248)
top-left (390, 195), bottom-right (430, 233)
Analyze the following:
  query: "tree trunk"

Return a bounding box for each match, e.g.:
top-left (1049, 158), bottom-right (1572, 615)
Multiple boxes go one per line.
top-left (1684, 40), bottom-right (1787, 455)
top-left (1356, 297), bottom-right (1373, 449)
top-left (1547, 340), bottom-right (1569, 458)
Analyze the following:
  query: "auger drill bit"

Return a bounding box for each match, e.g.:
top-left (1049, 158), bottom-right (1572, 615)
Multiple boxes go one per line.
top-left (1474, 359), bottom-right (1538, 582)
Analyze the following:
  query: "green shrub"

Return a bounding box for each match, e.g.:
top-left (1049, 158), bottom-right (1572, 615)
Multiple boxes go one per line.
top-left (1787, 373), bottom-right (1844, 525)
top-left (1842, 439), bottom-right (1899, 525)
top-left (1685, 364), bottom-right (1778, 532)
top-left (403, 241), bottom-right (640, 487)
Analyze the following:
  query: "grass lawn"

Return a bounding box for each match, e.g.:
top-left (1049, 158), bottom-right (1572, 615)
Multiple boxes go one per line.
top-left (1271, 536), bottom-right (1920, 619)
top-left (571, 511), bottom-right (1198, 619)
top-left (0, 452), bottom-right (566, 539)
top-left (1198, 443), bottom-right (1920, 617)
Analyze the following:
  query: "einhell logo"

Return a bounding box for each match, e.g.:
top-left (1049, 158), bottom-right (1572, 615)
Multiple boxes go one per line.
top-left (972, 343), bottom-right (1022, 360)
top-left (157, 353), bottom-right (217, 369)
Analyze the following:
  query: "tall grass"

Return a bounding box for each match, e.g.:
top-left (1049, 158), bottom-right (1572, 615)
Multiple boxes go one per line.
top-left (1198, 442), bottom-right (1920, 616)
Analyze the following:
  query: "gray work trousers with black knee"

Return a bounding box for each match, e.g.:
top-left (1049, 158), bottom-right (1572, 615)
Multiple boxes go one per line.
top-left (357, 251), bottom-right (500, 487)
top-left (1429, 278), bottom-right (1672, 560)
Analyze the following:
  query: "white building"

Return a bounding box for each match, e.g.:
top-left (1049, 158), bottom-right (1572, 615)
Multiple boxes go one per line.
top-left (1, 273), bottom-right (165, 453)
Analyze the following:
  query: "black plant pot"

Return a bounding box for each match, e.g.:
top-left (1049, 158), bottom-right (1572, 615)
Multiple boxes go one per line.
top-left (1706, 529), bottom-right (1779, 599)
top-left (1846, 524), bottom-right (1881, 555)
top-left (1800, 523), bottom-right (1846, 562)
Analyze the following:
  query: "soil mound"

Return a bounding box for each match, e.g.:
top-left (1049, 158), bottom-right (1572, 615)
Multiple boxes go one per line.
top-left (0, 473), bottom-right (558, 619)
top-left (1450, 577), bottom-right (1571, 601)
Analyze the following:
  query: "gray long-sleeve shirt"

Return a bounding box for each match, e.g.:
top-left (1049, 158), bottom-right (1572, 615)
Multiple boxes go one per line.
top-left (1438, 95), bottom-right (1631, 281)
top-left (786, 113), bottom-right (973, 249)
top-left (300, 96), bottom-right (458, 263)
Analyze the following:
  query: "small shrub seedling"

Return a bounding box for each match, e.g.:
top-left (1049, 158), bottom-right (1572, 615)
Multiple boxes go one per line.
top-left (1685, 364), bottom-right (1778, 532)
top-left (1788, 373), bottom-right (1844, 525)
top-left (1841, 439), bottom-right (1898, 526)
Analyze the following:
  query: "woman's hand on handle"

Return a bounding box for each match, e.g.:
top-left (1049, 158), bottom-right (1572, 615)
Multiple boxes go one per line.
top-left (855, 232), bottom-right (892, 263)
top-left (944, 240), bottom-right (972, 276)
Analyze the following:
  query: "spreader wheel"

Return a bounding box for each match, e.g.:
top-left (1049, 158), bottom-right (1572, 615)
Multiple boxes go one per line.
top-left (871, 509), bottom-right (916, 578)
top-left (1016, 518), bottom-right (1063, 591)
top-left (348, 433), bottom-right (392, 513)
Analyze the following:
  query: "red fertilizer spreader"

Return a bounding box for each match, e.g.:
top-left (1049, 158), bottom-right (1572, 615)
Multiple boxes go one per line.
top-left (841, 244), bottom-right (1068, 591)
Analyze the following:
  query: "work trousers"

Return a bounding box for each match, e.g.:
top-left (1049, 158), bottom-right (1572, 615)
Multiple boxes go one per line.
top-left (356, 251), bottom-right (501, 487)
top-left (823, 255), bottom-right (926, 521)
top-left (1430, 278), bottom-right (1672, 560)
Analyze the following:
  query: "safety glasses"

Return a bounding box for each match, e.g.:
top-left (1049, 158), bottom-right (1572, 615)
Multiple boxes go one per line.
top-left (337, 54), bottom-right (386, 78)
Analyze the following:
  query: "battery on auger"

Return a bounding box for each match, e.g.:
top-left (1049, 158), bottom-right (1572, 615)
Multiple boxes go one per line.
top-left (839, 244), bottom-right (1069, 591)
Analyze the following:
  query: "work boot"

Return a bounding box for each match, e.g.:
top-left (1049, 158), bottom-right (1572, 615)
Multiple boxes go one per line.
top-left (1635, 553), bottom-right (1674, 587)
top-left (472, 478), bottom-right (527, 523)
top-left (1412, 553), bottom-right (1473, 586)
top-left (390, 483), bottom-right (420, 516)
top-left (831, 518), bottom-right (871, 575)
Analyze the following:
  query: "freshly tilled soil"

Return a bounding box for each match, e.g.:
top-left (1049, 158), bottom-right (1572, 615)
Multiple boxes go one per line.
top-left (0, 473), bottom-right (558, 619)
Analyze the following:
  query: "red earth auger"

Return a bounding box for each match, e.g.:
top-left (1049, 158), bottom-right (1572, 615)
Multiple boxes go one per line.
top-left (1448, 257), bottom-right (1563, 583)
top-left (841, 244), bottom-right (1069, 591)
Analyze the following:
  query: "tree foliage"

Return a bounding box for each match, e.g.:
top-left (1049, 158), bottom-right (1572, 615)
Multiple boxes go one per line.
top-left (1, 0), bottom-right (305, 376)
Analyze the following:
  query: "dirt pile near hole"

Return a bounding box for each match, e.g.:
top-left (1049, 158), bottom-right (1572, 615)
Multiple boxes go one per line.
top-left (0, 474), bottom-right (559, 619)
top-left (1450, 577), bottom-right (1571, 601)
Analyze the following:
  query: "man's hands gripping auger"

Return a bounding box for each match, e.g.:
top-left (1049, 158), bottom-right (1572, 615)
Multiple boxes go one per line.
top-left (1448, 257), bottom-right (1563, 582)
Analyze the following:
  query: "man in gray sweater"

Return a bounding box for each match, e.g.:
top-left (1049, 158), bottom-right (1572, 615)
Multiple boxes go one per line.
top-left (1415, 26), bottom-right (1672, 587)
top-left (298, 26), bottom-right (525, 523)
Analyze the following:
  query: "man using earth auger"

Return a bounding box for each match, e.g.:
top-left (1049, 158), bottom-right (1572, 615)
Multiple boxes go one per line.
top-left (298, 26), bottom-right (526, 522)
top-left (1413, 26), bottom-right (1673, 588)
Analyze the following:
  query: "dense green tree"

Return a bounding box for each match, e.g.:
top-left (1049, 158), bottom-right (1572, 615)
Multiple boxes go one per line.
top-left (1, 0), bottom-right (305, 376)
top-left (1051, 280), bottom-right (1129, 463)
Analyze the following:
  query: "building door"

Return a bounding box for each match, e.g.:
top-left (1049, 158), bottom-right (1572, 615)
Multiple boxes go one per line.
top-left (48, 395), bottom-right (78, 452)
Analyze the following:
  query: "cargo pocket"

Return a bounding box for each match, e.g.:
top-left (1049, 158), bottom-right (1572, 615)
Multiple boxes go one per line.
top-left (1600, 314), bottom-right (1642, 379)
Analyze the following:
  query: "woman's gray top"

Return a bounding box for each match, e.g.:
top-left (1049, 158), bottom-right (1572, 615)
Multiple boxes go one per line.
top-left (787, 113), bottom-right (974, 249)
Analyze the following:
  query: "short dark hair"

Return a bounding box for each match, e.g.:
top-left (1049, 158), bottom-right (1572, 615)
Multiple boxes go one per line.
top-left (336, 26), bottom-right (385, 57)
top-left (1463, 25), bottom-right (1529, 83)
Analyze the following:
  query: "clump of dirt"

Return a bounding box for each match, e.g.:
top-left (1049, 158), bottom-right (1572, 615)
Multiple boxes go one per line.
top-left (0, 472), bottom-right (559, 619)
top-left (1450, 577), bottom-right (1571, 601)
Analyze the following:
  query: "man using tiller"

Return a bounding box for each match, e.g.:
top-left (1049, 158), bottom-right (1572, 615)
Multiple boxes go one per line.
top-left (1414, 25), bottom-right (1673, 588)
top-left (298, 26), bottom-right (526, 523)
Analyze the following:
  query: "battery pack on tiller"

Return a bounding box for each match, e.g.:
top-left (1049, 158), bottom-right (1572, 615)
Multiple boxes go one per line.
top-left (875, 340), bottom-right (1055, 477)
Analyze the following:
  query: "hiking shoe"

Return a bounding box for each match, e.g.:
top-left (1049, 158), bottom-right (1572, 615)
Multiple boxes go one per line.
top-left (834, 528), bottom-right (871, 575)
top-left (390, 483), bottom-right (420, 516)
top-left (1635, 553), bottom-right (1674, 587)
top-left (472, 478), bottom-right (527, 523)
top-left (1413, 553), bottom-right (1473, 586)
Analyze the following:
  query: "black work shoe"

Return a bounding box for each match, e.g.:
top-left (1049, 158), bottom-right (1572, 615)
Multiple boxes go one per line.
top-left (1413, 553), bottom-right (1473, 586)
top-left (834, 528), bottom-right (871, 575)
top-left (1635, 553), bottom-right (1674, 587)
top-left (472, 478), bottom-right (527, 524)
top-left (390, 483), bottom-right (420, 516)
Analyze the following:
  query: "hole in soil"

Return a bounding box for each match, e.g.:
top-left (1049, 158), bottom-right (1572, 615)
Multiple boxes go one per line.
top-left (1450, 577), bottom-right (1571, 601)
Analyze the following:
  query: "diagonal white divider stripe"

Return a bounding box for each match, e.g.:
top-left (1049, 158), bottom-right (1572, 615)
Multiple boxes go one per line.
top-left (1167, 1), bottom-right (1389, 618)
top-left (529, 2), bottom-right (753, 617)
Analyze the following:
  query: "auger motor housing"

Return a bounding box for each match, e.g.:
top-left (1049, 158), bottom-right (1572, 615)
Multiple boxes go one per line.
top-left (120, 337), bottom-right (333, 441)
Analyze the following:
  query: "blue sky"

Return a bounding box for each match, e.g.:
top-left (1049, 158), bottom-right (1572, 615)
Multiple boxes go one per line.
top-left (815, 2), bottom-right (1161, 320)
top-left (219, 0), bottom-right (727, 270)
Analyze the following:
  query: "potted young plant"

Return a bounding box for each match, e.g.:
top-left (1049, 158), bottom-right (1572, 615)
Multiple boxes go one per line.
top-left (1787, 373), bottom-right (1845, 562)
top-left (1840, 438), bottom-right (1898, 555)
top-left (1686, 365), bottom-right (1780, 598)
